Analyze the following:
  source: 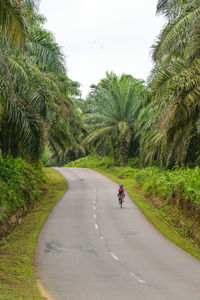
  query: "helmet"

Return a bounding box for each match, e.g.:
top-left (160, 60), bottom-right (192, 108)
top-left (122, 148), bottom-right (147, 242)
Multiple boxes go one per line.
top-left (119, 184), bottom-right (123, 188)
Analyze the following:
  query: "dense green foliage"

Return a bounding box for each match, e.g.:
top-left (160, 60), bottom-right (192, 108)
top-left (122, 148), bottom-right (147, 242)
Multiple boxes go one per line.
top-left (77, 1), bottom-right (200, 169)
top-left (0, 156), bottom-right (45, 219)
top-left (2, 0), bottom-right (200, 168)
top-left (67, 154), bottom-right (116, 168)
top-left (0, 0), bottom-right (83, 164)
top-left (137, 0), bottom-right (200, 167)
top-left (82, 72), bottom-right (147, 165)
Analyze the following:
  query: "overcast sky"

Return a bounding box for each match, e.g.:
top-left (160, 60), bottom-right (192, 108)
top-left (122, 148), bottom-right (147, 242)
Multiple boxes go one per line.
top-left (39, 0), bottom-right (165, 98)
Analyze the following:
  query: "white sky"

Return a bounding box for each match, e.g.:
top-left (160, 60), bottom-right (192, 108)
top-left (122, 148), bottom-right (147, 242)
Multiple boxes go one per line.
top-left (39, 0), bottom-right (165, 98)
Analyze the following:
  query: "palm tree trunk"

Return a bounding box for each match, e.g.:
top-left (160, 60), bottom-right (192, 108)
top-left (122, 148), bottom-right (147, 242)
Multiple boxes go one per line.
top-left (119, 136), bottom-right (128, 166)
top-left (49, 138), bottom-right (60, 163)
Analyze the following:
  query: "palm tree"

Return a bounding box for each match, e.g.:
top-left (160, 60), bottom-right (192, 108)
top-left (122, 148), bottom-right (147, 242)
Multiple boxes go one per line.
top-left (0, 0), bottom-right (38, 47)
top-left (152, 0), bottom-right (200, 62)
top-left (83, 72), bottom-right (147, 165)
top-left (136, 0), bottom-right (200, 167)
top-left (156, 0), bottom-right (189, 20)
top-left (0, 1), bottom-right (79, 162)
top-left (148, 57), bottom-right (200, 167)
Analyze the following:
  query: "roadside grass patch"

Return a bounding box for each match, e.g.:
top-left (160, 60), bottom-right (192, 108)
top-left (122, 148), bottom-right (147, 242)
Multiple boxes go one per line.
top-left (0, 168), bottom-right (66, 299)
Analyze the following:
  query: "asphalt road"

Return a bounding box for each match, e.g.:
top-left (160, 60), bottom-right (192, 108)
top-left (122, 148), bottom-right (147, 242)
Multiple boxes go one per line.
top-left (36, 167), bottom-right (200, 300)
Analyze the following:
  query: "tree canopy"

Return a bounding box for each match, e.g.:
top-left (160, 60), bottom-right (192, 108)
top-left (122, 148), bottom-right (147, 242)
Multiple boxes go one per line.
top-left (82, 72), bottom-right (147, 165)
top-left (79, 0), bottom-right (200, 168)
top-left (136, 0), bottom-right (200, 167)
top-left (0, 0), bottom-right (83, 163)
top-left (1, 0), bottom-right (200, 168)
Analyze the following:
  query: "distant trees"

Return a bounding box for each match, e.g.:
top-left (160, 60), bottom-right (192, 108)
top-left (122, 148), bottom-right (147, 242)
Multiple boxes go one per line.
top-left (2, 0), bottom-right (200, 168)
top-left (82, 0), bottom-right (200, 168)
top-left (83, 72), bottom-right (147, 165)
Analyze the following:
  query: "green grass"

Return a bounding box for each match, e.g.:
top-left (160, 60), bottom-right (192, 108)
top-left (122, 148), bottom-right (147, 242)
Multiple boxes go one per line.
top-left (0, 168), bottom-right (67, 299)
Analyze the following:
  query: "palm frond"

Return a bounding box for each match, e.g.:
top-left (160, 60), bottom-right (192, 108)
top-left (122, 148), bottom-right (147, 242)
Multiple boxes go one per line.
top-left (152, 5), bottom-right (200, 62)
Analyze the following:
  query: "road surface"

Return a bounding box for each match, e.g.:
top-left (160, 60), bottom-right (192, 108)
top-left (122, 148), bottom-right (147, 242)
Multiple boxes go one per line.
top-left (36, 167), bottom-right (200, 300)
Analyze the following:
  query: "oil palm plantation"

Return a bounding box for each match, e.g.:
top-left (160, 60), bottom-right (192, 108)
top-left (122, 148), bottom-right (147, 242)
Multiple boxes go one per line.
top-left (137, 0), bottom-right (200, 167)
top-left (83, 72), bottom-right (147, 165)
top-left (0, 0), bottom-right (81, 162)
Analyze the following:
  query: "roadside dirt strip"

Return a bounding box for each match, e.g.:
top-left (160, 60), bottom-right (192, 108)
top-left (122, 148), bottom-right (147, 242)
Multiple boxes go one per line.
top-left (36, 167), bottom-right (200, 300)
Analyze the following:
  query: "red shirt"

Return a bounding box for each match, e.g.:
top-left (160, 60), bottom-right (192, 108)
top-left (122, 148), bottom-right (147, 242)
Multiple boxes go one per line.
top-left (118, 187), bottom-right (125, 194)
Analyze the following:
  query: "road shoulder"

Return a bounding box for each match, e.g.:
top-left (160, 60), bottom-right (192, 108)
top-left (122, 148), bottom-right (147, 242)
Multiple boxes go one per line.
top-left (0, 168), bottom-right (66, 299)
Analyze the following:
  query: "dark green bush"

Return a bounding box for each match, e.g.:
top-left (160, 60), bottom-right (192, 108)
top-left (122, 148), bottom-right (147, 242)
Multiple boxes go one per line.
top-left (66, 155), bottom-right (116, 168)
top-left (0, 156), bottom-right (46, 219)
top-left (126, 157), bottom-right (145, 169)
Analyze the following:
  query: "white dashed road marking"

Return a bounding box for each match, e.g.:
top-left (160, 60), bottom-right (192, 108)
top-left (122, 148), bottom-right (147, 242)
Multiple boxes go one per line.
top-left (91, 187), bottom-right (145, 285)
top-left (110, 252), bottom-right (120, 261)
top-left (130, 273), bottom-right (145, 284)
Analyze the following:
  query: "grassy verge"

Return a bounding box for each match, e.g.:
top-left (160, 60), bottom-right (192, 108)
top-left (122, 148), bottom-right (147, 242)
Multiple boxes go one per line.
top-left (0, 168), bottom-right (66, 299)
top-left (94, 167), bottom-right (200, 260)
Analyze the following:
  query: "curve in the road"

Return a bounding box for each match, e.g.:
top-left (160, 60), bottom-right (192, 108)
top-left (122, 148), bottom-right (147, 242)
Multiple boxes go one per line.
top-left (36, 168), bottom-right (200, 300)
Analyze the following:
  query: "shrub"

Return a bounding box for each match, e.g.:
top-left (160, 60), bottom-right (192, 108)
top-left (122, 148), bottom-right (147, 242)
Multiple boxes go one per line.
top-left (126, 157), bottom-right (145, 169)
top-left (134, 166), bottom-right (200, 211)
top-left (0, 156), bottom-right (46, 219)
top-left (66, 155), bottom-right (116, 168)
